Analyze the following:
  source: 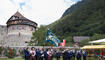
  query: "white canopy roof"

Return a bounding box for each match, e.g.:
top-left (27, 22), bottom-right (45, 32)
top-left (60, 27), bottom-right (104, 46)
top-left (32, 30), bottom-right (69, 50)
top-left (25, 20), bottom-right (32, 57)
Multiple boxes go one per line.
top-left (89, 39), bottom-right (105, 43)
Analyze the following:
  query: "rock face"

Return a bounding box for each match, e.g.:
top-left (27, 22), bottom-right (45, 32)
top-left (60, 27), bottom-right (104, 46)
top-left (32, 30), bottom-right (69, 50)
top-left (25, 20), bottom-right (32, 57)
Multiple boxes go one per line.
top-left (0, 11), bottom-right (37, 46)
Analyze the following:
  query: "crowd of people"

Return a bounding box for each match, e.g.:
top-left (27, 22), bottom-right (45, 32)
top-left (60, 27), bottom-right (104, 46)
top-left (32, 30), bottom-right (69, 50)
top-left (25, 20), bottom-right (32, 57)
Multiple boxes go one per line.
top-left (24, 47), bottom-right (87, 60)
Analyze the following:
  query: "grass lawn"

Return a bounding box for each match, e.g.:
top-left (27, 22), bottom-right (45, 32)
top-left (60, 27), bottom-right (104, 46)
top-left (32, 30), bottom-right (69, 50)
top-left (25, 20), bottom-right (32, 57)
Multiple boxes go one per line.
top-left (8, 58), bottom-right (24, 60)
top-left (0, 58), bottom-right (24, 60)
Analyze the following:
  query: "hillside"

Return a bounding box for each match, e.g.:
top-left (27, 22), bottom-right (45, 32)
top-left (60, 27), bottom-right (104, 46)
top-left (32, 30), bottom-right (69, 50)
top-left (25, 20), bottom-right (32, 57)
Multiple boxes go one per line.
top-left (30, 0), bottom-right (105, 46)
top-left (49, 0), bottom-right (105, 37)
top-left (47, 0), bottom-right (105, 46)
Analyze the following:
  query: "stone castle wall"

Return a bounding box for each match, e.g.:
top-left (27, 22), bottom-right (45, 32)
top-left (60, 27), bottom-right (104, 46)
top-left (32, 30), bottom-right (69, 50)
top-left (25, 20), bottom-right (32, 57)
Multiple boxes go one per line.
top-left (0, 25), bottom-right (7, 46)
top-left (0, 25), bottom-right (35, 46)
top-left (8, 25), bottom-right (35, 36)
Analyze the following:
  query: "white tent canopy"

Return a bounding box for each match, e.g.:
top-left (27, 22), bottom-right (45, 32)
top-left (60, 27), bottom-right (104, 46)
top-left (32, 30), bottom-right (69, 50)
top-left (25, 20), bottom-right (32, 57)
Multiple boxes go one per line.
top-left (89, 39), bottom-right (105, 43)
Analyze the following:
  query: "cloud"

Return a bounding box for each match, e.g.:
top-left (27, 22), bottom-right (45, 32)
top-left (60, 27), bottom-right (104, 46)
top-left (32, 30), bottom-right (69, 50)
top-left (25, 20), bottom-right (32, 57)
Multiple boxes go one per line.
top-left (0, 0), bottom-right (17, 25)
top-left (0, 0), bottom-right (79, 26)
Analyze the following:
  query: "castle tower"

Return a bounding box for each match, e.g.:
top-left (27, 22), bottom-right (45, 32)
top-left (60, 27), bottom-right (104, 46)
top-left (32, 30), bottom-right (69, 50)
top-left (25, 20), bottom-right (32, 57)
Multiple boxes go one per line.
top-left (6, 11), bottom-right (37, 46)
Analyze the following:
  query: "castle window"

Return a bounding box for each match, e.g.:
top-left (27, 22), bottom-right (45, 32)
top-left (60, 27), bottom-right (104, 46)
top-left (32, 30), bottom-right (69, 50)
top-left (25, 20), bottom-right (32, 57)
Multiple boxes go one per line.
top-left (31, 27), bottom-right (33, 31)
top-left (12, 26), bottom-right (15, 30)
top-left (18, 26), bottom-right (22, 30)
top-left (16, 26), bottom-right (18, 29)
top-left (22, 26), bottom-right (24, 29)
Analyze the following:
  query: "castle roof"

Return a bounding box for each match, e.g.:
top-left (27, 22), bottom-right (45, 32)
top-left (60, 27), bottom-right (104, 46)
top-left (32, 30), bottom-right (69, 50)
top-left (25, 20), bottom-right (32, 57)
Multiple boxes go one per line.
top-left (7, 11), bottom-right (29, 22)
top-left (13, 11), bottom-right (26, 18)
top-left (7, 11), bottom-right (37, 28)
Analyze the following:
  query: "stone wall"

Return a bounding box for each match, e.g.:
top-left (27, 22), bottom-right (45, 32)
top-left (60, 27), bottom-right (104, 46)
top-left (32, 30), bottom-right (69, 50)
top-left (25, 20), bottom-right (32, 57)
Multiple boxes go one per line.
top-left (8, 25), bottom-right (35, 36)
top-left (0, 25), bottom-right (35, 46)
top-left (0, 25), bottom-right (7, 46)
top-left (7, 35), bottom-right (32, 46)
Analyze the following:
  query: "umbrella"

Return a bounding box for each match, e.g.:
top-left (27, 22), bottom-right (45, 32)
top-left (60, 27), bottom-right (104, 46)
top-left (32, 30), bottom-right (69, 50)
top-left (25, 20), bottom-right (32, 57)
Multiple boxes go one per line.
top-left (89, 39), bottom-right (105, 43)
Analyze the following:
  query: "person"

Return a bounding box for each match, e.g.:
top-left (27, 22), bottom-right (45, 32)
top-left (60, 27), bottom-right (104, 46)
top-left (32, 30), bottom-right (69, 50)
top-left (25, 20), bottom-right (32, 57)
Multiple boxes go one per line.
top-left (24, 47), bottom-right (30, 60)
top-left (47, 49), bottom-right (52, 60)
top-left (68, 50), bottom-right (73, 60)
top-left (30, 47), bottom-right (36, 60)
top-left (35, 49), bottom-right (38, 60)
top-left (36, 49), bottom-right (41, 60)
top-left (40, 49), bottom-right (44, 60)
top-left (72, 50), bottom-right (76, 60)
top-left (50, 49), bottom-right (54, 60)
top-left (56, 50), bottom-right (61, 60)
top-left (62, 50), bottom-right (65, 60)
top-left (82, 50), bottom-right (87, 60)
top-left (44, 49), bottom-right (48, 60)
top-left (64, 49), bottom-right (69, 60)
top-left (76, 50), bottom-right (82, 60)
top-left (101, 50), bottom-right (104, 60)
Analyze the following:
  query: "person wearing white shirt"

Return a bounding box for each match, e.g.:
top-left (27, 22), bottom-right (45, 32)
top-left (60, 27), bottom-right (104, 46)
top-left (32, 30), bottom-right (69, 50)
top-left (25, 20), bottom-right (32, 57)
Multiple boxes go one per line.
top-left (30, 47), bottom-right (36, 60)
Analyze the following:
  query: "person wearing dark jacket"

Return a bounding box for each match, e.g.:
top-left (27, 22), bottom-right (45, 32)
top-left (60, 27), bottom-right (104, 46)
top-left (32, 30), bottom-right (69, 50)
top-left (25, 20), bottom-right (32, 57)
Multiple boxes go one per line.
top-left (72, 50), bottom-right (75, 60)
top-left (62, 50), bottom-right (65, 60)
top-left (24, 47), bottom-right (30, 60)
top-left (44, 49), bottom-right (48, 60)
top-left (82, 50), bottom-right (87, 60)
top-left (68, 50), bottom-right (73, 60)
top-left (36, 49), bottom-right (41, 60)
top-left (56, 50), bottom-right (61, 60)
top-left (40, 49), bottom-right (44, 60)
top-left (64, 49), bottom-right (69, 60)
top-left (76, 51), bottom-right (82, 60)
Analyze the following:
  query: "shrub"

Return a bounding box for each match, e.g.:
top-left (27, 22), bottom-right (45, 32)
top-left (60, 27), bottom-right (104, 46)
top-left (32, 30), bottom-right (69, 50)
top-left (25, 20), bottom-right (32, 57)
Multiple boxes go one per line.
top-left (5, 47), bottom-right (16, 58)
top-left (0, 46), bottom-right (3, 56)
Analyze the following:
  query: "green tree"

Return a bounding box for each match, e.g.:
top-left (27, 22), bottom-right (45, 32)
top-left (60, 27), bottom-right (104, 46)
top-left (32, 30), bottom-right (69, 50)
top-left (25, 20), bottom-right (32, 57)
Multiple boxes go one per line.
top-left (29, 25), bottom-right (53, 46)
top-left (48, 0), bottom-right (105, 46)
top-left (79, 39), bottom-right (90, 47)
top-left (29, 25), bottom-right (47, 46)
top-left (65, 36), bottom-right (73, 46)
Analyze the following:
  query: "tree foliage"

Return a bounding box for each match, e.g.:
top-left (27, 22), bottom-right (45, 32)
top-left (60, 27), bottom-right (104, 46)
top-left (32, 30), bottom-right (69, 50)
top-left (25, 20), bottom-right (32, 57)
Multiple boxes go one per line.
top-left (49, 0), bottom-right (105, 38)
top-left (30, 0), bottom-right (105, 46)
top-left (48, 0), bottom-right (105, 46)
top-left (29, 25), bottom-right (52, 46)
top-left (29, 25), bottom-right (47, 46)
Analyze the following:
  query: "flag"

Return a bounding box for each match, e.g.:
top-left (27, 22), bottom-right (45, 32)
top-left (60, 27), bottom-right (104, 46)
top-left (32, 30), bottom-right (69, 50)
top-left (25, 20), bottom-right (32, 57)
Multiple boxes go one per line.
top-left (60, 39), bottom-right (66, 47)
top-left (63, 39), bottom-right (66, 46)
top-left (45, 29), bottom-right (60, 47)
top-left (60, 43), bottom-right (63, 46)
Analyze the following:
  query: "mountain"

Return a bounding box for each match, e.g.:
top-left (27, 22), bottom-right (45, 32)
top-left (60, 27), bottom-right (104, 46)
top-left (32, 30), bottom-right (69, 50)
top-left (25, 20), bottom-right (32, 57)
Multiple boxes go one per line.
top-left (31, 0), bottom-right (105, 46)
top-left (62, 0), bottom-right (92, 17)
top-left (49, 0), bottom-right (105, 40)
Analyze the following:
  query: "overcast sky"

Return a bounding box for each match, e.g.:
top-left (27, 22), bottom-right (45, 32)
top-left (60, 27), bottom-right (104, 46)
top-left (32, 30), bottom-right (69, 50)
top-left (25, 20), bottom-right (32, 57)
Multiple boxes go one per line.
top-left (0, 0), bottom-right (80, 26)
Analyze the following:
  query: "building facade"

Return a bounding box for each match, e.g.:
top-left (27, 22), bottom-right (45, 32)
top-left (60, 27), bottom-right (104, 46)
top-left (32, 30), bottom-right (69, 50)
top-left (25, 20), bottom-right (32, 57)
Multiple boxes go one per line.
top-left (0, 11), bottom-right (37, 46)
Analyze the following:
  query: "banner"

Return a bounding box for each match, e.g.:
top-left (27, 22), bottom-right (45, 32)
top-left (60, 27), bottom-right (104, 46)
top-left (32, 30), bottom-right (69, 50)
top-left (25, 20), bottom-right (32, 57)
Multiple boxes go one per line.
top-left (60, 39), bottom-right (66, 47)
top-left (45, 29), bottom-right (60, 47)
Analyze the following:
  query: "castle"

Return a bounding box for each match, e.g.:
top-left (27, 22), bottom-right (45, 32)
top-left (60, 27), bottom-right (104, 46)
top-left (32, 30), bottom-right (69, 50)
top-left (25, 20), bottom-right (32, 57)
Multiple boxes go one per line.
top-left (0, 11), bottom-right (37, 46)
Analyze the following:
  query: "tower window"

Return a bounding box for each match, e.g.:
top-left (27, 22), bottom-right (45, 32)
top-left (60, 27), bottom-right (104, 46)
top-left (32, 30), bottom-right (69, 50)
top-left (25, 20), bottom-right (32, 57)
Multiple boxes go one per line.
top-left (22, 26), bottom-right (24, 29)
top-left (18, 26), bottom-right (22, 30)
top-left (31, 27), bottom-right (33, 31)
top-left (12, 26), bottom-right (15, 30)
top-left (16, 26), bottom-right (18, 29)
